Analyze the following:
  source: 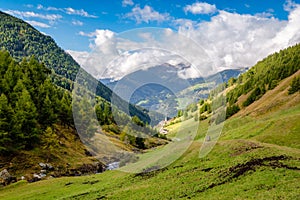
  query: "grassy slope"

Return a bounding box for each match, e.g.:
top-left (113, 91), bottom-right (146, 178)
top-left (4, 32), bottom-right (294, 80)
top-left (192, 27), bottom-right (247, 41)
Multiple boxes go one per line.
top-left (1, 74), bottom-right (300, 199)
top-left (0, 125), bottom-right (99, 178)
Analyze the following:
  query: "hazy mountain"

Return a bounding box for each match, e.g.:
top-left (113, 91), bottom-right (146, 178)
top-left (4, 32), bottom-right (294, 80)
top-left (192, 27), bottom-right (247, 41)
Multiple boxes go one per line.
top-left (100, 63), bottom-right (244, 117)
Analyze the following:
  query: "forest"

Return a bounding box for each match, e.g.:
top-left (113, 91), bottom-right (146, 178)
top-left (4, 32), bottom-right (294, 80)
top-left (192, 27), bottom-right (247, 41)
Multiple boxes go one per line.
top-left (0, 50), bottom-right (73, 154)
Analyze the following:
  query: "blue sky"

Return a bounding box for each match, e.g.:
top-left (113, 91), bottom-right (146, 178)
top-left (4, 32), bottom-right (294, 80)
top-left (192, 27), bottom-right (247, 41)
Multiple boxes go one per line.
top-left (1, 0), bottom-right (300, 79)
top-left (0, 0), bottom-right (296, 51)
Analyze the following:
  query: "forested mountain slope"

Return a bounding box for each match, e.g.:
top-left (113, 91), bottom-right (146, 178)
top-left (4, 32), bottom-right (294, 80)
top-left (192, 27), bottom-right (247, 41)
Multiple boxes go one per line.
top-left (0, 11), bottom-right (78, 88)
top-left (0, 51), bottom-right (166, 182)
top-left (0, 11), bottom-right (150, 124)
top-left (226, 43), bottom-right (300, 109)
top-left (0, 50), bottom-right (101, 178)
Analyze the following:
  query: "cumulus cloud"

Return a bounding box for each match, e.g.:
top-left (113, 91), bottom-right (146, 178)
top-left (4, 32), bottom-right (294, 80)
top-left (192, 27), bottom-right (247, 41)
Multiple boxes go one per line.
top-left (254, 9), bottom-right (274, 18)
top-left (69, 28), bottom-right (211, 80)
top-left (26, 20), bottom-right (50, 28)
top-left (66, 50), bottom-right (90, 65)
top-left (184, 2), bottom-right (217, 15)
top-left (122, 0), bottom-right (134, 7)
top-left (177, 6), bottom-right (300, 71)
top-left (125, 5), bottom-right (170, 23)
top-left (70, 2), bottom-right (300, 80)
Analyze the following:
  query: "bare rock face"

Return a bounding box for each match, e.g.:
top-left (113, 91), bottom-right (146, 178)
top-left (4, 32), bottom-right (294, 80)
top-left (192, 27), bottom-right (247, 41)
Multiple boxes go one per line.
top-left (0, 169), bottom-right (16, 186)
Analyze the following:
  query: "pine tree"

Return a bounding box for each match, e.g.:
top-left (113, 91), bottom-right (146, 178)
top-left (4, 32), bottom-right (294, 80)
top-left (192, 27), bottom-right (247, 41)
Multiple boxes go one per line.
top-left (10, 79), bottom-right (24, 105)
top-left (42, 127), bottom-right (59, 162)
top-left (59, 91), bottom-right (72, 127)
top-left (73, 96), bottom-right (97, 140)
top-left (3, 61), bottom-right (21, 93)
top-left (0, 94), bottom-right (13, 153)
top-left (288, 76), bottom-right (300, 94)
top-left (12, 89), bottom-right (39, 150)
top-left (39, 95), bottom-right (57, 127)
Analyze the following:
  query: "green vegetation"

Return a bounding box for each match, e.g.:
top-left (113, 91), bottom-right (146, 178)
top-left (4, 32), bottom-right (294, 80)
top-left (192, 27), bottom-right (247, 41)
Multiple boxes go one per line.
top-left (0, 102), bottom-right (299, 199)
top-left (0, 51), bottom-right (72, 154)
top-left (0, 11), bottom-right (78, 89)
top-left (288, 76), bottom-right (300, 94)
top-left (0, 51), bottom-right (163, 180)
top-left (227, 44), bottom-right (300, 106)
top-left (0, 11), bottom-right (299, 200)
top-left (0, 11), bottom-right (151, 124)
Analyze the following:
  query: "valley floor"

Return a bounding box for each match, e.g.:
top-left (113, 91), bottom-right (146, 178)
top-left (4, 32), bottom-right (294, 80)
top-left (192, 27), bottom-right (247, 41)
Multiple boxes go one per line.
top-left (0, 103), bottom-right (299, 200)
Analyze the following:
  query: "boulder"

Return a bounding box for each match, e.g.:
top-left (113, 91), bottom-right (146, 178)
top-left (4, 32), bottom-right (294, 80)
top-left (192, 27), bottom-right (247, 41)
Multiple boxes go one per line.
top-left (39, 163), bottom-right (46, 169)
top-left (0, 169), bottom-right (16, 186)
top-left (28, 173), bottom-right (41, 183)
top-left (39, 163), bottom-right (54, 170)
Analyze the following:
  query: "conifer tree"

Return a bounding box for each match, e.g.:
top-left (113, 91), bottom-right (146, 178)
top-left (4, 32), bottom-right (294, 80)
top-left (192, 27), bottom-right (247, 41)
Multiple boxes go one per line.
top-left (0, 94), bottom-right (13, 153)
top-left (12, 89), bottom-right (39, 149)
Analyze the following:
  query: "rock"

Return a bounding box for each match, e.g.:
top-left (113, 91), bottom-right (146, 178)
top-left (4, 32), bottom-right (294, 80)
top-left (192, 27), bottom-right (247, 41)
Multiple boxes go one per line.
top-left (0, 169), bottom-right (10, 179)
top-left (40, 169), bottom-right (47, 174)
top-left (0, 169), bottom-right (16, 186)
top-left (39, 173), bottom-right (46, 178)
top-left (39, 163), bottom-right (46, 169)
top-left (39, 163), bottom-right (54, 171)
top-left (46, 163), bottom-right (54, 170)
top-left (33, 173), bottom-right (41, 179)
top-left (21, 176), bottom-right (25, 180)
top-left (28, 173), bottom-right (41, 183)
top-left (106, 162), bottom-right (120, 170)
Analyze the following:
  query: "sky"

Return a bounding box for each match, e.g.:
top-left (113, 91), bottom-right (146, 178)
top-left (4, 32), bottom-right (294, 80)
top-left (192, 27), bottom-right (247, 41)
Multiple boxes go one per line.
top-left (1, 0), bottom-right (300, 79)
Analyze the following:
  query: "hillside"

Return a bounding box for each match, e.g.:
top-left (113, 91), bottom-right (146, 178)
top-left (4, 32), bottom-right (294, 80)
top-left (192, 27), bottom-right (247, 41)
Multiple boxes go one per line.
top-left (0, 50), bottom-right (167, 185)
top-left (0, 44), bottom-right (299, 199)
top-left (0, 11), bottom-right (151, 124)
top-left (226, 44), bottom-right (300, 109)
top-left (0, 50), bottom-right (102, 180)
top-left (0, 82), bottom-right (299, 199)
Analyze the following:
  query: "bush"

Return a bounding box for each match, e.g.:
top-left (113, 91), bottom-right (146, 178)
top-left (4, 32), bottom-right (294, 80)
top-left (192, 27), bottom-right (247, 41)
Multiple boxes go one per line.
top-left (226, 104), bottom-right (240, 119)
top-left (288, 76), bottom-right (300, 94)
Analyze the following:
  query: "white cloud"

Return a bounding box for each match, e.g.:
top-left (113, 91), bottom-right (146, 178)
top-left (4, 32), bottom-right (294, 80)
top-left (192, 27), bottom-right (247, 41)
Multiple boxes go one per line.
top-left (93, 30), bottom-right (115, 46)
top-left (184, 2), bottom-right (217, 15)
top-left (125, 5), bottom-right (170, 23)
top-left (37, 4), bottom-right (61, 11)
top-left (178, 6), bottom-right (300, 71)
top-left (65, 7), bottom-right (97, 18)
top-left (37, 4), bottom-right (43, 10)
top-left (72, 20), bottom-right (83, 26)
top-left (78, 31), bottom-right (92, 37)
top-left (5, 9), bottom-right (62, 21)
top-left (35, 4), bottom-right (97, 18)
top-left (254, 9), bottom-right (274, 18)
top-left (66, 50), bottom-right (90, 66)
top-left (70, 2), bottom-right (300, 80)
top-left (70, 28), bottom-right (211, 80)
top-left (284, 0), bottom-right (298, 11)
top-left (122, 0), bottom-right (134, 7)
top-left (26, 20), bottom-right (50, 28)
top-left (270, 4), bottom-right (300, 47)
